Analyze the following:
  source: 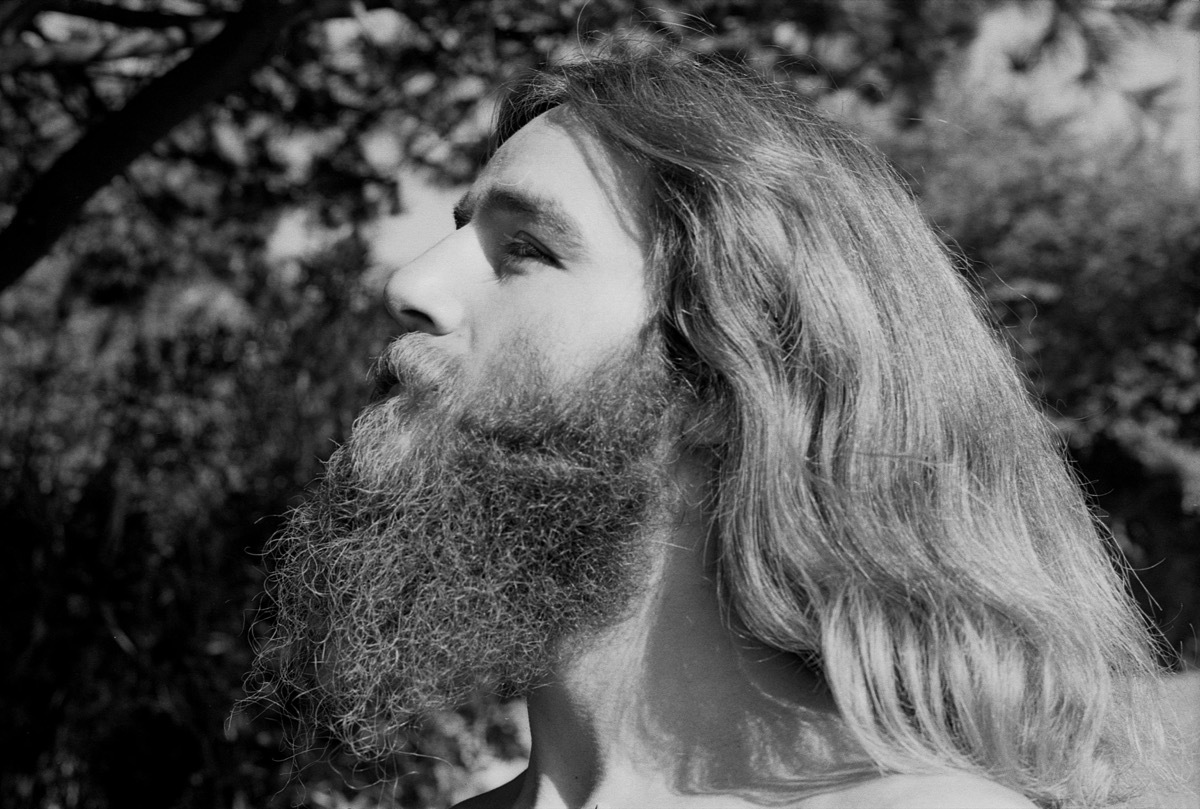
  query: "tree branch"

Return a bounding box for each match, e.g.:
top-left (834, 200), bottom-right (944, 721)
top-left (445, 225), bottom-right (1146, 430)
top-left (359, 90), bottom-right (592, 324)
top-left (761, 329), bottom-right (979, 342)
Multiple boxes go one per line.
top-left (0, 26), bottom-right (215, 71)
top-left (0, 0), bottom-right (303, 294)
top-left (45, 0), bottom-right (222, 30)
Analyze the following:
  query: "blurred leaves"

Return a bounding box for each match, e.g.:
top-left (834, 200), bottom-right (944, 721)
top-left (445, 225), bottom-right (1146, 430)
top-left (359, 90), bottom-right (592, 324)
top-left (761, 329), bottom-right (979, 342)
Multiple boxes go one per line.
top-left (897, 118), bottom-right (1200, 444)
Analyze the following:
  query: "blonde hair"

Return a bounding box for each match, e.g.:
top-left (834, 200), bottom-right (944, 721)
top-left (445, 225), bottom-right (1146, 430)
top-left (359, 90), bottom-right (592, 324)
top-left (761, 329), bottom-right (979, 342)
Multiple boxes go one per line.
top-left (497, 53), bottom-right (1171, 807)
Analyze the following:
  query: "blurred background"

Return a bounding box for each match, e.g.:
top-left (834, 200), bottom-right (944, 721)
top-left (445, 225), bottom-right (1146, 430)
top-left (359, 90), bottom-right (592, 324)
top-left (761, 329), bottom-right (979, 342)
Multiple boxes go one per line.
top-left (1, 1), bottom-right (1198, 806)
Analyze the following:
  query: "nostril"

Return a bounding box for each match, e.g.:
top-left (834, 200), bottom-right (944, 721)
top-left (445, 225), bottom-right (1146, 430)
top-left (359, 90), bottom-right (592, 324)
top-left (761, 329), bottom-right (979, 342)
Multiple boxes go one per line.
top-left (397, 308), bottom-right (440, 335)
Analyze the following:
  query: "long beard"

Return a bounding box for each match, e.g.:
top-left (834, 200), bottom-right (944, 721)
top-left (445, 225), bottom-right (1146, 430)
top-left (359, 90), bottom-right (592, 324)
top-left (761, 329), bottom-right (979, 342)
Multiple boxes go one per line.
top-left (249, 335), bottom-right (680, 759)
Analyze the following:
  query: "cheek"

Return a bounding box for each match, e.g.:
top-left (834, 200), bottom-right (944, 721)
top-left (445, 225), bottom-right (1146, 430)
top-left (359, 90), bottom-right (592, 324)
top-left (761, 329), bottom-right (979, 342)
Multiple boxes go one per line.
top-left (470, 262), bottom-right (651, 379)
top-left (544, 308), bottom-right (650, 382)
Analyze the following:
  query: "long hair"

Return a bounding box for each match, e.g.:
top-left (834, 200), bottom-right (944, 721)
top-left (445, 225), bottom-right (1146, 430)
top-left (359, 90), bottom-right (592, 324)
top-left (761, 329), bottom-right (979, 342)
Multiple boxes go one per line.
top-left (494, 52), bottom-right (1169, 807)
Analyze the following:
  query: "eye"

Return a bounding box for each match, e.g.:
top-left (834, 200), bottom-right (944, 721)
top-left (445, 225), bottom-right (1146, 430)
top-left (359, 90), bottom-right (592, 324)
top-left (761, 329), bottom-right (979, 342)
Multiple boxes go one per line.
top-left (495, 233), bottom-right (558, 278)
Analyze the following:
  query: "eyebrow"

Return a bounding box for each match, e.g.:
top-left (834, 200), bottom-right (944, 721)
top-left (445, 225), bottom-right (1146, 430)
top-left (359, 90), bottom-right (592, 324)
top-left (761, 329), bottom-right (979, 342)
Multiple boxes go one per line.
top-left (453, 187), bottom-right (586, 254)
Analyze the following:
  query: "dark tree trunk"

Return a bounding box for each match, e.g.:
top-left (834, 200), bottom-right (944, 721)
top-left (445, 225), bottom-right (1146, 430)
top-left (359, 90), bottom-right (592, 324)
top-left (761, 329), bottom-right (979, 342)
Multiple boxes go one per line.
top-left (0, 0), bottom-right (303, 294)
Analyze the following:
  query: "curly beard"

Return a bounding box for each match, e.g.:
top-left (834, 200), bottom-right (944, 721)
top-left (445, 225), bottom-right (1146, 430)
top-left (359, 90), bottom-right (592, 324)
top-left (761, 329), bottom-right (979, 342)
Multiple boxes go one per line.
top-left (247, 334), bottom-right (681, 759)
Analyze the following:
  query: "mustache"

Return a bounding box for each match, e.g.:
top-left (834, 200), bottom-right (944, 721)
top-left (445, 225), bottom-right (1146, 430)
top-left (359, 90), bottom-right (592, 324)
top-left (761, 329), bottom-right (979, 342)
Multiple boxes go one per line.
top-left (369, 334), bottom-right (456, 402)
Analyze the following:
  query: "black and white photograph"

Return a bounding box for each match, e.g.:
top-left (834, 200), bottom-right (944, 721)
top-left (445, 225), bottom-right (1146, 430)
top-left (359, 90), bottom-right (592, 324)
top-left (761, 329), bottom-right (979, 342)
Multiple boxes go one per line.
top-left (2, 2), bottom-right (1198, 807)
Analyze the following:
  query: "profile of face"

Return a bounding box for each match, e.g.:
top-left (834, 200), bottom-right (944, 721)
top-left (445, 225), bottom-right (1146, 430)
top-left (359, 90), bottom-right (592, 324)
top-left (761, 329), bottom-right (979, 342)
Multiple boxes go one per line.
top-left (385, 109), bottom-right (653, 389)
top-left (253, 111), bottom-right (687, 758)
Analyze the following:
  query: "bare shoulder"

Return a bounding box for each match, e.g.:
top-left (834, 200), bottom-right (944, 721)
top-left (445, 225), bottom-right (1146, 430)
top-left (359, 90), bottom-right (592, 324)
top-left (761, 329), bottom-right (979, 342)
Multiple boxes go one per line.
top-left (884, 774), bottom-right (1036, 808)
top-left (449, 770), bottom-right (526, 809)
top-left (815, 773), bottom-right (1037, 809)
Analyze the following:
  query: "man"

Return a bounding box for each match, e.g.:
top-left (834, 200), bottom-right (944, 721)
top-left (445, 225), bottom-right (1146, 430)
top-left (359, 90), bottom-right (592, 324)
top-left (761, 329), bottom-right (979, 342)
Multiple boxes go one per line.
top-left (251, 53), bottom-right (1170, 808)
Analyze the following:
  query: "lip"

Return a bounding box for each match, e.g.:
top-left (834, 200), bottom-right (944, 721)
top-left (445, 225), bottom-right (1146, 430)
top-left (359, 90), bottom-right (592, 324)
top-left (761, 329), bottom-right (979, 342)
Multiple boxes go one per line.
top-left (370, 374), bottom-right (400, 402)
top-left (369, 333), bottom-right (453, 403)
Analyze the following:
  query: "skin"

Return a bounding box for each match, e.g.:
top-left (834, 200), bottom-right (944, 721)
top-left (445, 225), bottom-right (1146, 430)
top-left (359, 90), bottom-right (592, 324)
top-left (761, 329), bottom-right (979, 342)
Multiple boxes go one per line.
top-left (383, 111), bottom-right (1036, 809)
top-left (384, 108), bottom-right (652, 390)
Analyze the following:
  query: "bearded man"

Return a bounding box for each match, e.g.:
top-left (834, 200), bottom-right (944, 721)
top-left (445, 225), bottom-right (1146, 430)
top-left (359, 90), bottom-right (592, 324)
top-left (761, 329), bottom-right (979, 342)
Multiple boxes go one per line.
top-left (251, 53), bottom-right (1171, 809)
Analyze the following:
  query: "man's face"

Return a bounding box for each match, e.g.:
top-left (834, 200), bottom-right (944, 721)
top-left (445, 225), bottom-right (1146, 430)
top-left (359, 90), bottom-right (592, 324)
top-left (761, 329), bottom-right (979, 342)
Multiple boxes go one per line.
top-left (252, 110), bottom-right (683, 758)
top-left (383, 108), bottom-right (653, 391)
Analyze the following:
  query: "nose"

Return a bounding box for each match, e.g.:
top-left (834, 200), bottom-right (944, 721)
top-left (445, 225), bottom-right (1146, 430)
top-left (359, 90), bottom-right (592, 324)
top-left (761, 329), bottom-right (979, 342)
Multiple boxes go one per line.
top-left (383, 231), bottom-right (476, 336)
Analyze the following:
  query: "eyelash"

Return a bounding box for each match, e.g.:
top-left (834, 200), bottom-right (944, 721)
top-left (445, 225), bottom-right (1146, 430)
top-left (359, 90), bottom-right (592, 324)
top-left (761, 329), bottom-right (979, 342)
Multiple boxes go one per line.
top-left (496, 234), bottom-right (555, 277)
top-left (452, 210), bottom-right (557, 278)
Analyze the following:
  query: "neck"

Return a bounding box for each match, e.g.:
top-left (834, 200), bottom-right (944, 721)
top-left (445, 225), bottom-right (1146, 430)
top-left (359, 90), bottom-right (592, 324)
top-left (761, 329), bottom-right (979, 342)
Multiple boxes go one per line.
top-left (514, 464), bottom-right (875, 809)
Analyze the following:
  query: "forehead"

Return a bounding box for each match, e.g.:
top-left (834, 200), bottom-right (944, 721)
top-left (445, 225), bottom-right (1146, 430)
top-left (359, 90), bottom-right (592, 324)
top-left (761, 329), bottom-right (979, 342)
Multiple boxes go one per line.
top-left (471, 109), bottom-right (648, 244)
